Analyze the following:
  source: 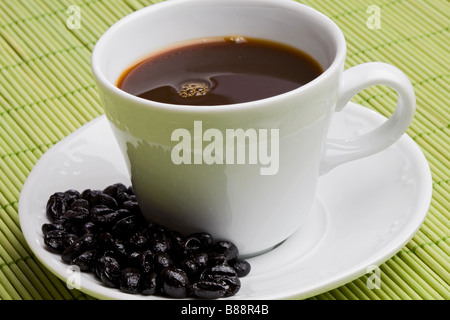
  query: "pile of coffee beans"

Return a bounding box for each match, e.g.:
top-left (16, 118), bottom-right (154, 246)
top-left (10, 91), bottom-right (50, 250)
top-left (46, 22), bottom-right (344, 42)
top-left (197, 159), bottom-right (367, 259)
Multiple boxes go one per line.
top-left (42, 183), bottom-right (250, 298)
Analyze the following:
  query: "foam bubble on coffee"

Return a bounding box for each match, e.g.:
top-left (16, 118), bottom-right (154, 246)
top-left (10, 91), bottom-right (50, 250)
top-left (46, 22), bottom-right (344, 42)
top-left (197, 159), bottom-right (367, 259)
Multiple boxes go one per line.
top-left (179, 82), bottom-right (210, 98)
top-left (225, 35), bottom-right (248, 44)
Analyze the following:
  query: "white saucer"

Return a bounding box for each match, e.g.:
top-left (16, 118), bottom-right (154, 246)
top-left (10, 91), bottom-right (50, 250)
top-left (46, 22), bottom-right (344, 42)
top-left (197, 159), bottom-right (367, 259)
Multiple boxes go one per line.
top-left (19, 103), bottom-right (432, 300)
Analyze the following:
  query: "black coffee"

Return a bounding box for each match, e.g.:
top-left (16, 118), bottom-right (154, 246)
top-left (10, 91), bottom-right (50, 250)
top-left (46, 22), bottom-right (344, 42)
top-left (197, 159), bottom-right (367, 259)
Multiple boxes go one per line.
top-left (117, 36), bottom-right (323, 106)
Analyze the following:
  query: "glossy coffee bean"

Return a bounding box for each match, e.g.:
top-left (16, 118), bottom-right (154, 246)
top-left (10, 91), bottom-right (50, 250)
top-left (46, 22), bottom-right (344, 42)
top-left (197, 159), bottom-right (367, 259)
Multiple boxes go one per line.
top-left (81, 221), bottom-right (97, 235)
top-left (212, 241), bottom-right (239, 261)
top-left (112, 215), bottom-right (141, 239)
top-left (72, 249), bottom-right (98, 271)
top-left (41, 222), bottom-right (64, 235)
top-left (141, 272), bottom-right (159, 295)
top-left (120, 267), bottom-right (142, 294)
top-left (95, 255), bottom-right (121, 288)
top-left (61, 233), bottom-right (96, 263)
top-left (103, 183), bottom-right (128, 198)
top-left (153, 252), bottom-right (173, 273)
top-left (138, 249), bottom-right (154, 274)
top-left (201, 264), bottom-right (237, 281)
top-left (63, 189), bottom-right (81, 204)
top-left (43, 229), bottom-right (68, 253)
top-left (62, 233), bottom-right (78, 249)
top-left (192, 281), bottom-right (227, 299)
top-left (70, 198), bottom-right (90, 210)
top-left (63, 207), bottom-right (90, 226)
top-left (128, 231), bottom-right (149, 250)
top-left (149, 234), bottom-right (172, 254)
top-left (180, 252), bottom-right (209, 281)
top-left (80, 189), bottom-right (102, 202)
top-left (91, 193), bottom-right (118, 209)
top-left (230, 258), bottom-right (251, 277)
top-left (221, 276), bottom-right (241, 297)
top-left (121, 200), bottom-right (140, 214)
top-left (161, 267), bottom-right (190, 298)
top-left (46, 194), bottom-right (67, 222)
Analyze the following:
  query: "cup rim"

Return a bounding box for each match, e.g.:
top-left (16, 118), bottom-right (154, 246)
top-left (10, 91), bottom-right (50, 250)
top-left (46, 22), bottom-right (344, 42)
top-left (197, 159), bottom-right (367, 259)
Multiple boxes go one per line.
top-left (91, 0), bottom-right (347, 112)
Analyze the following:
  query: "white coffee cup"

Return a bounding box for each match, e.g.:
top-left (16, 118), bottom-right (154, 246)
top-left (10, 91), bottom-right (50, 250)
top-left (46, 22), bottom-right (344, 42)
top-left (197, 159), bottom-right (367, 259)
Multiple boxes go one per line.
top-left (91, 0), bottom-right (415, 256)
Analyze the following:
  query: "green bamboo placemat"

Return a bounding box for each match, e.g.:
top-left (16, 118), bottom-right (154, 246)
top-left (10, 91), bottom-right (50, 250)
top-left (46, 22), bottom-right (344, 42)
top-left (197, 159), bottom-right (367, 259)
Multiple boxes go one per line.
top-left (0, 0), bottom-right (448, 300)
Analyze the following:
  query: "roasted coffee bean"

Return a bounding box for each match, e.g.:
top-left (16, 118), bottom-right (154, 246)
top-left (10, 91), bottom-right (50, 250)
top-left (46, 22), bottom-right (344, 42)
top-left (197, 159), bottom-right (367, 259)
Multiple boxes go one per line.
top-left (202, 264), bottom-right (237, 280)
top-left (149, 234), bottom-right (172, 254)
top-left (81, 221), bottom-right (97, 235)
top-left (127, 195), bottom-right (137, 202)
top-left (111, 238), bottom-right (128, 261)
top-left (192, 281), bottom-right (227, 299)
top-left (115, 191), bottom-right (131, 204)
top-left (112, 215), bottom-right (140, 239)
top-left (46, 194), bottom-right (67, 222)
top-left (194, 232), bottom-right (213, 248)
top-left (63, 207), bottom-right (90, 226)
top-left (97, 232), bottom-right (114, 251)
top-left (138, 249), bottom-right (154, 274)
top-left (62, 233), bottom-right (78, 249)
top-left (93, 237), bottom-right (120, 259)
top-left (63, 189), bottom-right (81, 203)
top-left (121, 200), bottom-right (139, 214)
top-left (207, 252), bottom-right (228, 266)
top-left (153, 252), bottom-right (173, 273)
top-left (72, 250), bottom-right (98, 271)
top-left (180, 259), bottom-right (198, 280)
top-left (161, 267), bottom-right (190, 298)
top-left (70, 198), bottom-right (90, 210)
top-left (115, 208), bottom-right (134, 219)
top-left (169, 230), bottom-right (183, 246)
top-left (91, 206), bottom-right (121, 227)
top-left (61, 233), bottom-right (96, 263)
top-left (221, 276), bottom-right (241, 297)
top-left (127, 185), bottom-right (135, 195)
top-left (44, 229), bottom-right (68, 253)
top-left (61, 189), bottom-right (81, 209)
top-left (200, 264), bottom-right (241, 297)
top-left (146, 223), bottom-right (169, 235)
top-left (127, 251), bottom-right (141, 268)
top-left (212, 241), bottom-right (239, 261)
top-left (95, 255), bottom-right (121, 288)
top-left (230, 258), bottom-right (251, 277)
top-left (141, 272), bottom-right (159, 295)
top-left (80, 189), bottom-right (102, 202)
top-left (149, 225), bottom-right (178, 251)
top-left (128, 231), bottom-right (149, 250)
top-left (102, 249), bottom-right (124, 263)
top-left (61, 221), bottom-right (79, 236)
top-left (180, 253), bottom-right (208, 281)
top-left (91, 193), bottom-right (118, 209)
top-left (103, 183), bottom-right (128, 198)
top-left (192, 252), bottom-right (209, 267)
top-left (117, 194), bottom-right (137, 205)
top-left (179, 235), bottom-right (202, 257)
top-left (97, 235), bottom-right (128, 264)
top-left (120, 267), bottom-right (142, 294)
top-left (90, 205), bottom-right (114, 218)
top-left (41, 223), bottom-right (64, 235)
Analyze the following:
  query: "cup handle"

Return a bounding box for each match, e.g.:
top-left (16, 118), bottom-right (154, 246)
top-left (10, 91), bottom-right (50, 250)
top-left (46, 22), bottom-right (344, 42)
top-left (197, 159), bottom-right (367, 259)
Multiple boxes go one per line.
top-left (320, 62), bottom-right (415, 175)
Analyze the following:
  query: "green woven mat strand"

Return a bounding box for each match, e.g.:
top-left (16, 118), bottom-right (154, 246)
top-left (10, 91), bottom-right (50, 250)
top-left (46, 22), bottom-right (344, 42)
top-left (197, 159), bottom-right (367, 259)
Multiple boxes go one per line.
top-left (0, 0), bottom-right (448, 300)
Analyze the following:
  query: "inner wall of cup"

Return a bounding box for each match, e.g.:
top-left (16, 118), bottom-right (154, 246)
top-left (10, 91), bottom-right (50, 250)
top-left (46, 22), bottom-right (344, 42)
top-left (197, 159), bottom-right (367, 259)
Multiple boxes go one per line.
top-left (95, 0), bottom-right (341, 86)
